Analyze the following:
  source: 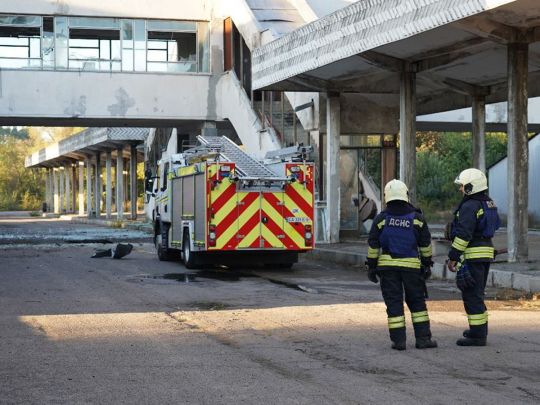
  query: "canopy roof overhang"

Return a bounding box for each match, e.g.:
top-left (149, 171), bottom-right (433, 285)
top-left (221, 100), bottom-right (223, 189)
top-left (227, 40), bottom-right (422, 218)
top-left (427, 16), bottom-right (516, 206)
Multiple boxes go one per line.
top-left (25, 127), bottom-right (150, 168)
top-left (253, 0), bottom-right (540, 115)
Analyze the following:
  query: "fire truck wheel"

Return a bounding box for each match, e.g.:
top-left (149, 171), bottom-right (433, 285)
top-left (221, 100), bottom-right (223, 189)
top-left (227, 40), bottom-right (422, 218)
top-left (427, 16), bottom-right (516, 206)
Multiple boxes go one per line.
top-left (182, 229), bottom-right (200, 269)
top-left (156, 223), bottom-right (173, 261)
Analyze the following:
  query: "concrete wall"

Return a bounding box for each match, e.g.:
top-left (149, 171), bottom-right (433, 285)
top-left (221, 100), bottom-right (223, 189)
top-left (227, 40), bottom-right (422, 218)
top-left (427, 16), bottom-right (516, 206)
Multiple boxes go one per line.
top-left (0, 70), bottom-right (218, 123)
top-left (0, 0), bottom-right (210, 20)
top-left (303, 0), bottom-right (358, 17)
top-left (488, 134), bottom-right (540, 225)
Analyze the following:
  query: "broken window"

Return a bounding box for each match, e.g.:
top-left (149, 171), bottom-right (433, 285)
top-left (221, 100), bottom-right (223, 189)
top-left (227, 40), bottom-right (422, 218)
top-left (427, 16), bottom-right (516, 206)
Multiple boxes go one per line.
top-left (147, 31), bottom-right (197, 72)
top-left (68, 17), bottom-right (121, 71)
top-left (0, 15), bottom-right (41, 69)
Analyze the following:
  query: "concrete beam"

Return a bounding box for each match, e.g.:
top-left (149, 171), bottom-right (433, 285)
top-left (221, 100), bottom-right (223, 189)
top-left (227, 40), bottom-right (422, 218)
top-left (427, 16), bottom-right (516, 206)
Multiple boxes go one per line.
top-left (507, 42), bottom-right (529, 262)
top-left (130, 145), bottom-right (138, 220)
top-left (453, 16), bottom-right (523, 45)
top-left (399, 67), bottom-right (417, 203)
top-left (65, 165), bottom-right (71, 213)
top-left (472, 96), bottom-right (486, 173)
top-left (414, 38), bottom-right (489, 72)
top-left (357, 51), bottom-right (404, 72)
top-left (326, 93), bottom-right (341, 243)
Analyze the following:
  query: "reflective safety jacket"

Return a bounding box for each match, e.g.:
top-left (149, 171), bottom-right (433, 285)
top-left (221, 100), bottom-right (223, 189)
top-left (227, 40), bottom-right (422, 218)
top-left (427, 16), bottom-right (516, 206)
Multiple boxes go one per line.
top-left (448, 192), bottom-right (500, 262)
top-left (367, 201), bottom-right (432, 271)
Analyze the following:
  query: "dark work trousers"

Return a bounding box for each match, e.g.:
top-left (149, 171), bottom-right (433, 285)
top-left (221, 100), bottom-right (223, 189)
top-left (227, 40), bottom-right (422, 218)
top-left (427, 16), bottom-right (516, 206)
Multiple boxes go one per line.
top-left (461, 261), bottom-right (490, 338)
top-left (379, 270), bottom-right (431, 343)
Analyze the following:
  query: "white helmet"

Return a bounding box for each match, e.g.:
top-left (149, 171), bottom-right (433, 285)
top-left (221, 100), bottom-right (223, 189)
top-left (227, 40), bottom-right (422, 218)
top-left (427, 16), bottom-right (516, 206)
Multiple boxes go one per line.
top-left (384, 179), bottom-right (409, 203)
top-left (454, 168), bottom-right (487, 195)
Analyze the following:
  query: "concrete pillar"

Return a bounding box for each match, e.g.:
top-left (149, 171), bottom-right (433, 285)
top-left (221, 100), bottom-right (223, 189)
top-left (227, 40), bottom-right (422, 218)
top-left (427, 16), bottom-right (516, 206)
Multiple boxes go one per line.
top-left (59, 167), bottom-right (65, 213)
top-left (94, 153), bottom-right (102, 218)
top-left (507, 42), bottom-right (529, 262)
top-left (78, 163), bottom-right (84, 216)
top-left (105, 151), bottom-right (112, 219)
top-left (381, 140), bottom-right (397, 190)
top-left (116, 149), bottom-right (124, 220)
top-left (472, 96), bottom-right (486, 173)
top-left (71, 166), bottom-right (77, 213)
top-left (45, 168), bottom-right (51, 212)
top-left (326, 93), bottom-right (341, 243)
top-left (53, 168), bottom-right (59, 214)
top-left (65, 164), bottom-right (71, 213)
top-left (86, 158), bottom-right (92, 218)
top-left (399, 67), bottom-right (417, 203)
top-left (130, 144), bottom-right (138, 220)
top-left (45, 167), bottom-right (54, 212)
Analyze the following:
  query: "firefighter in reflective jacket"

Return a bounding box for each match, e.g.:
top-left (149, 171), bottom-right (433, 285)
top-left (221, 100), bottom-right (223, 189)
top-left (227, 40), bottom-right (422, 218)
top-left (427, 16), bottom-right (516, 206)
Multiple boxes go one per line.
top-left (447, 168), bottom-right (500, 347)
top-left (367, 179), bottom-right (437, 351)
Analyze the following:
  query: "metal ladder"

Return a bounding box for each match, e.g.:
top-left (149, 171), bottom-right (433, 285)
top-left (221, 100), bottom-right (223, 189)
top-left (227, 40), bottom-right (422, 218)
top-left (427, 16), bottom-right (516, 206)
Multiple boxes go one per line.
top-left (198, 135), bottom-right (276, 178)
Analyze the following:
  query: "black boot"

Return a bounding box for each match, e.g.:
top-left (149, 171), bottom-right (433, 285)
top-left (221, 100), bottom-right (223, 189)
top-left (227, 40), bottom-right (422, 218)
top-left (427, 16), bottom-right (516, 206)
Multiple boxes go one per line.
top-left (391, 341), bottom-right (406, 351)
top-left (415, 337), bottom-right (438, 349)
top-left (456, 337), bottom-right (486, 346)
top-left (463, 329), bottom-right (470, 338)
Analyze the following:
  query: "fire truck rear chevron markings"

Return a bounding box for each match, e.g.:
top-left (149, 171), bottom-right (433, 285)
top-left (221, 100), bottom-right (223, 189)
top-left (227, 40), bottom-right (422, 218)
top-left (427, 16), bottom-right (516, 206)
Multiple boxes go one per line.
top-left (262, 213), bottom-right (300, 249)
top-left (211, 183), bottom-right (236, 213)
top-left (286, 185), bottom-right (314, 220)
top-left (262, 197), bottom-right (305, 248)
top-left (261, 223), bottom-right (284, 248)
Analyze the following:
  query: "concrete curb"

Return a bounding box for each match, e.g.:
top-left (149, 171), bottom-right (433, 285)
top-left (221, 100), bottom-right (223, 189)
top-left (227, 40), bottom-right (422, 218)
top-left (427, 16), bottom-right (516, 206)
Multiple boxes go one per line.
top-left (309, 247), bottom-right (540, 293)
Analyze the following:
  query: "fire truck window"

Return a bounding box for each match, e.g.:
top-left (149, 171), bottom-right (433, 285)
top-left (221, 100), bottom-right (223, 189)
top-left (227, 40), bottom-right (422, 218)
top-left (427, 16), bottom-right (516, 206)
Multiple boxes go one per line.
top-left (161, 163), bottom-right (169, 191)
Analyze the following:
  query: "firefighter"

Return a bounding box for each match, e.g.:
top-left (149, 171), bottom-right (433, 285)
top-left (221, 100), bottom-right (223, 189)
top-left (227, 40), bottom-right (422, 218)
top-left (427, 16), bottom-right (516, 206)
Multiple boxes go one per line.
top-left (367, 179), bottom-right (437, 350)
top-left (447, 168), bottom-right (500, 347)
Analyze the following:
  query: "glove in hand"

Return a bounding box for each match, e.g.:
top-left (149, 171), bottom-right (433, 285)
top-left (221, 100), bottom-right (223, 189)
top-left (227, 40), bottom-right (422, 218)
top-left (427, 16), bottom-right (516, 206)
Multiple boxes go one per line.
top-left (368, 268), bottom-right (379, 284)
top-left (456, 263), bottom-right (476, 291)
top-left (421, 266), bottom-right (432, 280)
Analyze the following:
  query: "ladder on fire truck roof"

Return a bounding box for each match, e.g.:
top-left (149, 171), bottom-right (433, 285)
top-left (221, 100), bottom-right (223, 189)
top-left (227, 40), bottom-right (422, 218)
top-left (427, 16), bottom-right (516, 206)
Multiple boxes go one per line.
top-left (198, 135), bottom-right (277, 178)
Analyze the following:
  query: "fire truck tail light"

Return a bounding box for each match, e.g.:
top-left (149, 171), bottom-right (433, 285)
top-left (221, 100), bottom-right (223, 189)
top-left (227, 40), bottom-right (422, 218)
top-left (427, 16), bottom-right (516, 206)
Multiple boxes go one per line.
top-left (290, 166), bottom-right (301, 173)
top-left (304, 224), bottom-right (312, 245)
top-left (209, 224), bottom-right (217, 246)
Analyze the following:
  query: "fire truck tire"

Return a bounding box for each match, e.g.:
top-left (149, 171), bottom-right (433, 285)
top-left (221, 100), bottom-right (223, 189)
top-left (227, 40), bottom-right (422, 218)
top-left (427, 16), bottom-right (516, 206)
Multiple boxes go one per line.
top-left (182, 229), bottom-right (200, 269)
top-left (155, 222), bottom-right (174, 261)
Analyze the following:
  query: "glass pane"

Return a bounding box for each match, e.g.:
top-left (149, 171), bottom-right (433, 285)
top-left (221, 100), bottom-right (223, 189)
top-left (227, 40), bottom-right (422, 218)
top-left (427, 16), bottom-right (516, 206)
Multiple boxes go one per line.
top-left (0, 57), bottom-right (41, 68)
top-left (146, 61), bottom-right (196, 73)
top-left (0, 46), bottom-right (29, 58)
top-left (68, 17), bottom-right (120, 29)
top-left (29, 37), bottom-right (40, 58)
top-left (146, 20), bottom-right (196, 32)
top-left (0, 15), bottom-right (41, 27)
top-left (133, 20), bottom-right (146, 71)
top-left (0, 37), bottom-right (29, 46)
top-left (147, 40), bottom-right (167, 50)
top-left (147, 49), bottom-right (167, 62)
top-left (42, 17), bottom-right (54, 68)
top-left (100, 40), bottom-right (110, 59)
top-left (111, 40), bottom-right (120, 60)
top-left (70, 38), bottom-right (98, 48)
top-left (121, 20), bottom-right (134, 71)
top-left (197, 22), bottom-right (209, 73)
top-left (69, 47), bottom-right (99, 60)
top-left (55, 17), bottom-right (68, 69)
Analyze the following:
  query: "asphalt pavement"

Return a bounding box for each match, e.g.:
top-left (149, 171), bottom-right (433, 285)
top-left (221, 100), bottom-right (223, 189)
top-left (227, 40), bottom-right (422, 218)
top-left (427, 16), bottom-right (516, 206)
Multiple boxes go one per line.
top-left (1, 215), bottom-right (539, 404)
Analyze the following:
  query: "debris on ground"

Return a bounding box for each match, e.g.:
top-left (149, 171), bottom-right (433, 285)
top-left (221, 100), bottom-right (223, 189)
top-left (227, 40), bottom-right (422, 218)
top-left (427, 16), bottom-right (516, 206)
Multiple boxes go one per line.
top-left (92, 243), bottom-right (133, 259)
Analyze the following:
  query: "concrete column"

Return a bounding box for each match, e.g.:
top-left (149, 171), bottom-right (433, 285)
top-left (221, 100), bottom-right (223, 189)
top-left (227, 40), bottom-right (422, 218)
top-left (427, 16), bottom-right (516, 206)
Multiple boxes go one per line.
top-left (116, 149), bottom-right (124, 220)
top-left (71, 166), bottom-right (77, 213)
top-left (472, 96), bottom-right (486, 173)
top-left (326, 93), bottom-right (341, 243)
top-left (86, 159), bottom-right (92, 218)
top-left (53, 168), bottom-right (59, 214)
top-left (130, 144), bottom-right (138, 220)
top-left (45, 169), bottom-right (50, 212)
top-left (399, 67), bottom-right (417, 203)
top-left (105, 151), bottom-right (112, 219)
top-left (45, 168), bottom-right (51, 212)
top-left (65, 165), bottom-right (71, 213)
top-left (507, 42), bottom-right (529, 262)
top-left (59, 167), bottom-right (65, 213)
top-left (94, 153), bottom-right (102, 218)
top-left (78, 163), bottom-right (84, 216)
